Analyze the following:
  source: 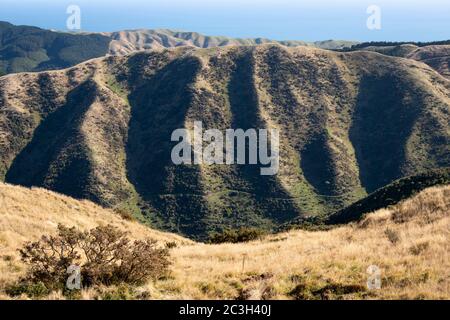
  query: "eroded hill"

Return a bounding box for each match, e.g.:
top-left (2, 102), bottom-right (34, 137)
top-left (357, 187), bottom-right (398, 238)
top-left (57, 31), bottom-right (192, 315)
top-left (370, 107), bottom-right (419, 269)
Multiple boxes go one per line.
top-left (0, 45), bottom-right (449, 238)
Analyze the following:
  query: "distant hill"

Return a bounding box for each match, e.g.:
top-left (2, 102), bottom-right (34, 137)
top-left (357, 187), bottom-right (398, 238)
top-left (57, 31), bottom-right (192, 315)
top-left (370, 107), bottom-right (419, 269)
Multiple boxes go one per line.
top-left (0, 21), bottom-right (111, 74)
top-left (1, 44), bottom-right (448, 239)
top-left (2, 21), bottom-right (450, 77)
top-left (104, 29), bottom-right (357, 55)
top-left (345, 40), bottom-right (450, 50)
top-left (0, 21), bottom-right (357, 75)
top-left (344, 42), bottom-right (450, 78)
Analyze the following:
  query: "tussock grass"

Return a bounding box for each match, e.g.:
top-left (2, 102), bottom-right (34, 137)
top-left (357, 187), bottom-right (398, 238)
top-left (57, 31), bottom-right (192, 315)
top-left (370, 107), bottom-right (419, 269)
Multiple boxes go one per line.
top-left (1, 182), bottom-right (448, 299)
top-left (0, 183), bottom-right (191, 298)
top-left (161, 185), bottom-right (448, 300)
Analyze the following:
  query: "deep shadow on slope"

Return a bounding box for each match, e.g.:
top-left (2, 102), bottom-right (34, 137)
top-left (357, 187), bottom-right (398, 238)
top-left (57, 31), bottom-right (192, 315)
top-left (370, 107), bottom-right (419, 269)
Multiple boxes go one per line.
top-left (226, 50), bottom-right (298, 223)
top-left (5, 80), bottom-right (98, 201)
top-left (125, 55), bottom-right (210, 237)
top-left (300, 134), bottom-right (337, 196)
top-left (0, 22), bottom-right (110, 74)
top-left (349, 74), bottom-right (422, 193)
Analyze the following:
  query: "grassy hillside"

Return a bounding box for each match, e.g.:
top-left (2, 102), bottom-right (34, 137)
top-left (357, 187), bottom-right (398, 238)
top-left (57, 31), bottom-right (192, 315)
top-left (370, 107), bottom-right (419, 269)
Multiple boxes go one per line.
top-left (106, 29), bottom-right (357, 55)
top-left (0, 45), bottom-right (449, 239)
top-left (346, 40), bottom-right (450, 50)
top-left (1, 20), bottom-right (447, 78)
top-left (0, 182), bottom-right (448, 299)
top-left (326, 168), bottom-right (450, 224)
top-left (280, 168), bottom-right (450, 229)
top-left (344, 43), bottom-right (450, 78)
top-left (0, 182), bottom-right (191, 295)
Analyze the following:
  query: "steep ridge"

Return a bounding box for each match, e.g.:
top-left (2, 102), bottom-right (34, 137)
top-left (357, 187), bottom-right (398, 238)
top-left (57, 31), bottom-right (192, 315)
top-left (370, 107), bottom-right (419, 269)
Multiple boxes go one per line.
top-left (0, 45), bottom-right (449, 239)
top-left (280, 168), bottom-right (450, 230)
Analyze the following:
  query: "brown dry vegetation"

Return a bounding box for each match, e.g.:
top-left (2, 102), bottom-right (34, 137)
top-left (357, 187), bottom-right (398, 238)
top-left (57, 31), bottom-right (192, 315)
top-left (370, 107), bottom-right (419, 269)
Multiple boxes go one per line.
top-left (361, 44), bottom-right (450, 78)
top-left (0, 182), bottom-right (191, 298)
top-left (105, 29), bottom-right (356, 55)
top-left (0, 182), bottom-right (448, 300)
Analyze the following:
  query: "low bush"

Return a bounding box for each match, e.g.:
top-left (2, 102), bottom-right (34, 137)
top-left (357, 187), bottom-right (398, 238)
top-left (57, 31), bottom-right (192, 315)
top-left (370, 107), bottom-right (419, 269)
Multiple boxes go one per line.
top-left (289, 281), bottom-right (366, 300)
top-left (384, 228), bottom-right (400, 245)
top-left (113, 208), bottom-right (135, 221)
top-left (165, 241), bottom-right (177, 249)
top-left (208, 227), bottom-right (265, 244)
top-left (5, 281), bottom-right (50, 298)
top-left (409, 241), bottom-right (430, 255)
top-left (11, 224), bottom-right (171, 297)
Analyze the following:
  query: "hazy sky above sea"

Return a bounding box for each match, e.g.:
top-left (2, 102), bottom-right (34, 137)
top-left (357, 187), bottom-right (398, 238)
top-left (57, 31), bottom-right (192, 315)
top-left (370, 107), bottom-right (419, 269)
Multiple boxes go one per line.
top-left (1, 0), bottom-right (449, 42)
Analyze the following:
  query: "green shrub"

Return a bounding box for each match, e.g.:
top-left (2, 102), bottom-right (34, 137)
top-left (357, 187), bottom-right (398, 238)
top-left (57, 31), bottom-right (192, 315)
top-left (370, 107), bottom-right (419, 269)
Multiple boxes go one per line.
top-left (113, 208), bottom-right (136, 221)
top-left (208, 227), bottom-right (265, 244)
top-left (384, 228), bottom-right (400, 245)
top-left (5, 281), bottom-right (50, 298)
top-left (19, 224), bottom-right (82, 289)
top-left (99, 284), bottom-right (134, 300)
top-left (165, 241), bottom-right (177, 249)
top-left (14, 224), bottom-right (171, 297)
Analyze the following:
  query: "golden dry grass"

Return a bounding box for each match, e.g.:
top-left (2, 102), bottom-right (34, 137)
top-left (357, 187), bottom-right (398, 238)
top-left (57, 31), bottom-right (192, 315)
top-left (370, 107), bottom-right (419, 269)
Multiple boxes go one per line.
top-left (0, 183), bottom-right (448, 300)
top-left (0, 183), bottom-right (192, 298)
top-left (154, 184), bottom-right (448, 300)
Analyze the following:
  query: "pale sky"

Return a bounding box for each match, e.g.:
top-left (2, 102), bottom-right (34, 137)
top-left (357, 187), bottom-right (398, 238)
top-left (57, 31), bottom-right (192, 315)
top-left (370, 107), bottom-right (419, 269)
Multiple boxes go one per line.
top-left (1, 0), bottom-right (449, 41)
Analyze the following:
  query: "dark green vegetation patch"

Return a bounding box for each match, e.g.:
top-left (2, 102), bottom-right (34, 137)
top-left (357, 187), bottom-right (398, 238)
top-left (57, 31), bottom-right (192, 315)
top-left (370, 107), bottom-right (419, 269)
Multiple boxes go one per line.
top-left (0, 21), bottom-right (110, 74)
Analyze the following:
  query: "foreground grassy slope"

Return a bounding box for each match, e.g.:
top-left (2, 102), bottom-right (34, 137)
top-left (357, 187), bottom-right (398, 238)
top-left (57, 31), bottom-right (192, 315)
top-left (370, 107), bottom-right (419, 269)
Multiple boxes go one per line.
top-left (0, 182), bottom-right (191, 294)
top-left (167, 185), bottom-right (449, 300)
top-left (0, 183), bottom-right (448, 299)
top-left (0, 45), bottom-right (449, 239)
